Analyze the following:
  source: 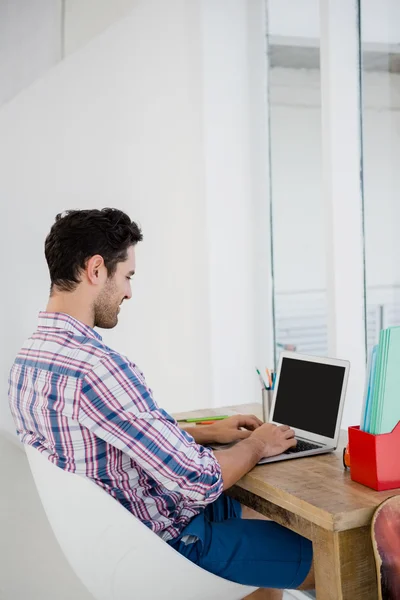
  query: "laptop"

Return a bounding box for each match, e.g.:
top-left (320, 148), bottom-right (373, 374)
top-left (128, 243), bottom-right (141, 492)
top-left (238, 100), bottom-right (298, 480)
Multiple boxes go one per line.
top-left (258, 352), bottom-right (350, 465)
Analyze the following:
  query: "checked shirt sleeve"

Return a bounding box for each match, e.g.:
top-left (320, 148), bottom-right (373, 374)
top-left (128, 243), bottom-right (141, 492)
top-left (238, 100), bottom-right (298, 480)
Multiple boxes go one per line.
top-left (79, 352), bottom-right (223, 507)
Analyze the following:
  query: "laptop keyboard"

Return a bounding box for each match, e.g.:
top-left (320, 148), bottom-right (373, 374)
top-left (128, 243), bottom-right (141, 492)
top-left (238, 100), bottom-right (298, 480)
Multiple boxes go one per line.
top-left (284, 440), bottom-right (322, 454)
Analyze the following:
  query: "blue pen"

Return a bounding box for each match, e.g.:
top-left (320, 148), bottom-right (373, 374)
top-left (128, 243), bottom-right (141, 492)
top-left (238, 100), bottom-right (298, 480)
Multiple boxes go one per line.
top-left (271, 372), bottom-right (276, 390)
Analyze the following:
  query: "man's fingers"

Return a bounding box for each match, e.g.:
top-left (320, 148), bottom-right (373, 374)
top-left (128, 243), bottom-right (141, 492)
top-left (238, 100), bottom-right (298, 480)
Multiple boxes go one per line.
top-left (284, 428), bottom-right (296, 439)
top-left (279, 425), bottom-right (291, 432)
top-left (235, 414), bottom-right (263, 430)
top-left (279, 425), bottom-right (296, 438)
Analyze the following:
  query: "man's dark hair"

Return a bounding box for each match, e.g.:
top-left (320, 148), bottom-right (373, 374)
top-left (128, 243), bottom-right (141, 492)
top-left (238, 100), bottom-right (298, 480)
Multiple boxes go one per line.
top-left (45, 208), bottom-right (143, 293)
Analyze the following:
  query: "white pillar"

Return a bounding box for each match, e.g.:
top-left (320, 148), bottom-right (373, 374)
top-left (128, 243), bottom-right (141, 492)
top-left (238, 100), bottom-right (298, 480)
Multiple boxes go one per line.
top-left (201, 0), bottom-right (272, 407)
top-left (249, 0), bottom-right (276, 372)
top-left (320, 0), bottom-right (367, 427)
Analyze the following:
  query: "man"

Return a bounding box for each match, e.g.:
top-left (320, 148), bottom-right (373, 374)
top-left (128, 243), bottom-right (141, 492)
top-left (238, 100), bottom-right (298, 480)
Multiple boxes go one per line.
top-left (9, 208), bottom-right (314, 599)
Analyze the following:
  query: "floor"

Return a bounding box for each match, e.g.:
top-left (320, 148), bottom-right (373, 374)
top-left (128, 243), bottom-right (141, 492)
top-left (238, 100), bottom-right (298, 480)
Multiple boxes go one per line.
top-left (0, 432), bottom-right (303, 600)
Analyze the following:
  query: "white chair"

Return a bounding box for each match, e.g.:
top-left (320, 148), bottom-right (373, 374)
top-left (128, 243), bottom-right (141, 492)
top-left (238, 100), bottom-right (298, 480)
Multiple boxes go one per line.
top-left (25, 445), bottom-right (256, 600)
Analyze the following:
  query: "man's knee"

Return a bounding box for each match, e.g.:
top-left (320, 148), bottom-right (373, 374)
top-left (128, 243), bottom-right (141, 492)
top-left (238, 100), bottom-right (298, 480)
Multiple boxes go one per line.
top-left (297, 561), bottom-right (315, 591)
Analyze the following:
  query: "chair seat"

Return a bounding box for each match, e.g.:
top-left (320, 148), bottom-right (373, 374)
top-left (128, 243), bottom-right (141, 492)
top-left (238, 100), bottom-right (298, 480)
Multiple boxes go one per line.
top-left (25, 445), bottom-right (256, 600)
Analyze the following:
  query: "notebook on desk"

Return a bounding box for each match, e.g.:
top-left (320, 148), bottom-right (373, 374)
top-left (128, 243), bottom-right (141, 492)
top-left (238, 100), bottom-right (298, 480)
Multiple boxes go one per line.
top-left (257, 352), bottom-right (350, 464)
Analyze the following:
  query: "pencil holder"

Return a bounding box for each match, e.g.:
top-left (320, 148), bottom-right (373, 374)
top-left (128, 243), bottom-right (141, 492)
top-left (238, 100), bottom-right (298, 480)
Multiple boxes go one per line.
top-left (348, 421), bottom-right (400, 491)
top-left (262, 389), bottom-right (274, 422)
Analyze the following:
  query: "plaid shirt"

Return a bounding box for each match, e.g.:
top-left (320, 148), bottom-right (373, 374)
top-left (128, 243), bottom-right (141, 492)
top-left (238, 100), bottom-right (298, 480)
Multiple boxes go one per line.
top-left (8, 312), bottom-right (223, 542)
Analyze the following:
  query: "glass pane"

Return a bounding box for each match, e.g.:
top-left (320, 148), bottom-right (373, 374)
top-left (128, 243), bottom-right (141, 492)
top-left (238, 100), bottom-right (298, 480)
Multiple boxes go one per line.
top-left (360, 0), bottom-right (400, 354)
top-left (267, 0), bottom-right (327, 362)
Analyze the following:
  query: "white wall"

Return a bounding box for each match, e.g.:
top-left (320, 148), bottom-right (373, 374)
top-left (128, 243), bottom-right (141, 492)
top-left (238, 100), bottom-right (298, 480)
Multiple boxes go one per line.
top-left (0, 0), bottom-right (208, 435)
top-left (0, 0), bottom-right (269, 436)
top-left (201, 0), bottom-right (270, 412)
top-left (63, 0), bottom-right (136, 56)
top-left (0, 0), bottom-right (61, 106)
top-left (0, 0), bottom-right (141, 109)
top-left (3, 0), bottom-right (399, 109)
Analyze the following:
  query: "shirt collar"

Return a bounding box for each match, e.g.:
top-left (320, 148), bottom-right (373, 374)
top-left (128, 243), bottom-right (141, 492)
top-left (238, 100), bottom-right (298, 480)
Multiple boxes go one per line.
top-left (38, 312), bottom-right (103, 342)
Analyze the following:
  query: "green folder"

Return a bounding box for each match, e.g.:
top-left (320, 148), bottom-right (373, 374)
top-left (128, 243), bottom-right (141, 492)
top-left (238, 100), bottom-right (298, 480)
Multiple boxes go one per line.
top-left (378, 326), bottom-right (400, 434)
top-left (368, 326), bottom-right (400, 435)
top-left (369, 329), bottom-right (387, 434)
top-left (376, 328), bottom-right (390, 433)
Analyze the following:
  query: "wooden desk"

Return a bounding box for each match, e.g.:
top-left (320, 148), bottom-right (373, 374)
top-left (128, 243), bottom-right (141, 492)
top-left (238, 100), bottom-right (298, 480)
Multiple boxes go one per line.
top-left (174, 402), bottom-right (400, 600)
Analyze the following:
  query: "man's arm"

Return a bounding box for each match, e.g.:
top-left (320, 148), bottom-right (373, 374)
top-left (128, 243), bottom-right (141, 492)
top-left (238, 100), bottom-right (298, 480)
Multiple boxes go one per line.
top-left (185, 416), bottom-right (297, 490)
top-left (214, 423), bottom-right (296, 489)
top-left (80, 354), bottom-right (223, 507)
top-left (80, 354), bottom-right (295, 502)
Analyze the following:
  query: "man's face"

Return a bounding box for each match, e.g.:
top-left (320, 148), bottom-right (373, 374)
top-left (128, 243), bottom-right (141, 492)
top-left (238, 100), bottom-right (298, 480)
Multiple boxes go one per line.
top-left (93, 245), bottom-right (136, 329)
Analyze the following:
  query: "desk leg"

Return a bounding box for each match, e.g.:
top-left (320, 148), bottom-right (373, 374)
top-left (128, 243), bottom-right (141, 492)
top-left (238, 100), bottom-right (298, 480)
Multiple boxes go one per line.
top-left (313, 526), bottom-right (377, 600)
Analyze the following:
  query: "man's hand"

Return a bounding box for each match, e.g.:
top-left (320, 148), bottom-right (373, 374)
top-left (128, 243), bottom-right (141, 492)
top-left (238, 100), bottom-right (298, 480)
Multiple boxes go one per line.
top-left (207, 414), bottom-right (263, 444)
top-left (213, 422), bottom-right (297, 490)
top-left (189, 414), bottom-right (263, 446)
top-left (250, 423), bottom-right (297, 458)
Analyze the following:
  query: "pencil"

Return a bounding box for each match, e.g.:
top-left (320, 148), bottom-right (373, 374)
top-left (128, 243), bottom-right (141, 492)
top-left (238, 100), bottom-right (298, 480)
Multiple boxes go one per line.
top-left (177, 415), bottom-right (229, 423)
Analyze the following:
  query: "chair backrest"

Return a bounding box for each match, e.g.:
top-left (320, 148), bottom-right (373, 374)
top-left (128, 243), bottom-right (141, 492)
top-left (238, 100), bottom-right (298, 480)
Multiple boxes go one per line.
top-left (25, 445), bottom-right (255, 600)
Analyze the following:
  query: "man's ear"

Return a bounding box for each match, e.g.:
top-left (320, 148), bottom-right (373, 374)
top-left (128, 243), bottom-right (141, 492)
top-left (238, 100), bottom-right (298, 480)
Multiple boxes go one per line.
top-left (86, 255), bottom-right (107, 285)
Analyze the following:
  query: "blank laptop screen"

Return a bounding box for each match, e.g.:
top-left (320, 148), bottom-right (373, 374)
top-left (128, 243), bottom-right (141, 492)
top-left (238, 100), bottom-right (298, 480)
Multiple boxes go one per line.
top-left (272, 358), bottom-right (346, 438)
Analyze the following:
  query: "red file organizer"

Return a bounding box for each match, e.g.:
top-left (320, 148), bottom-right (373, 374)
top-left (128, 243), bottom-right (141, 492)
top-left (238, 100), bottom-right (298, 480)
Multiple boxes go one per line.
top-left (348, 421), bottom-right (400, 491)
